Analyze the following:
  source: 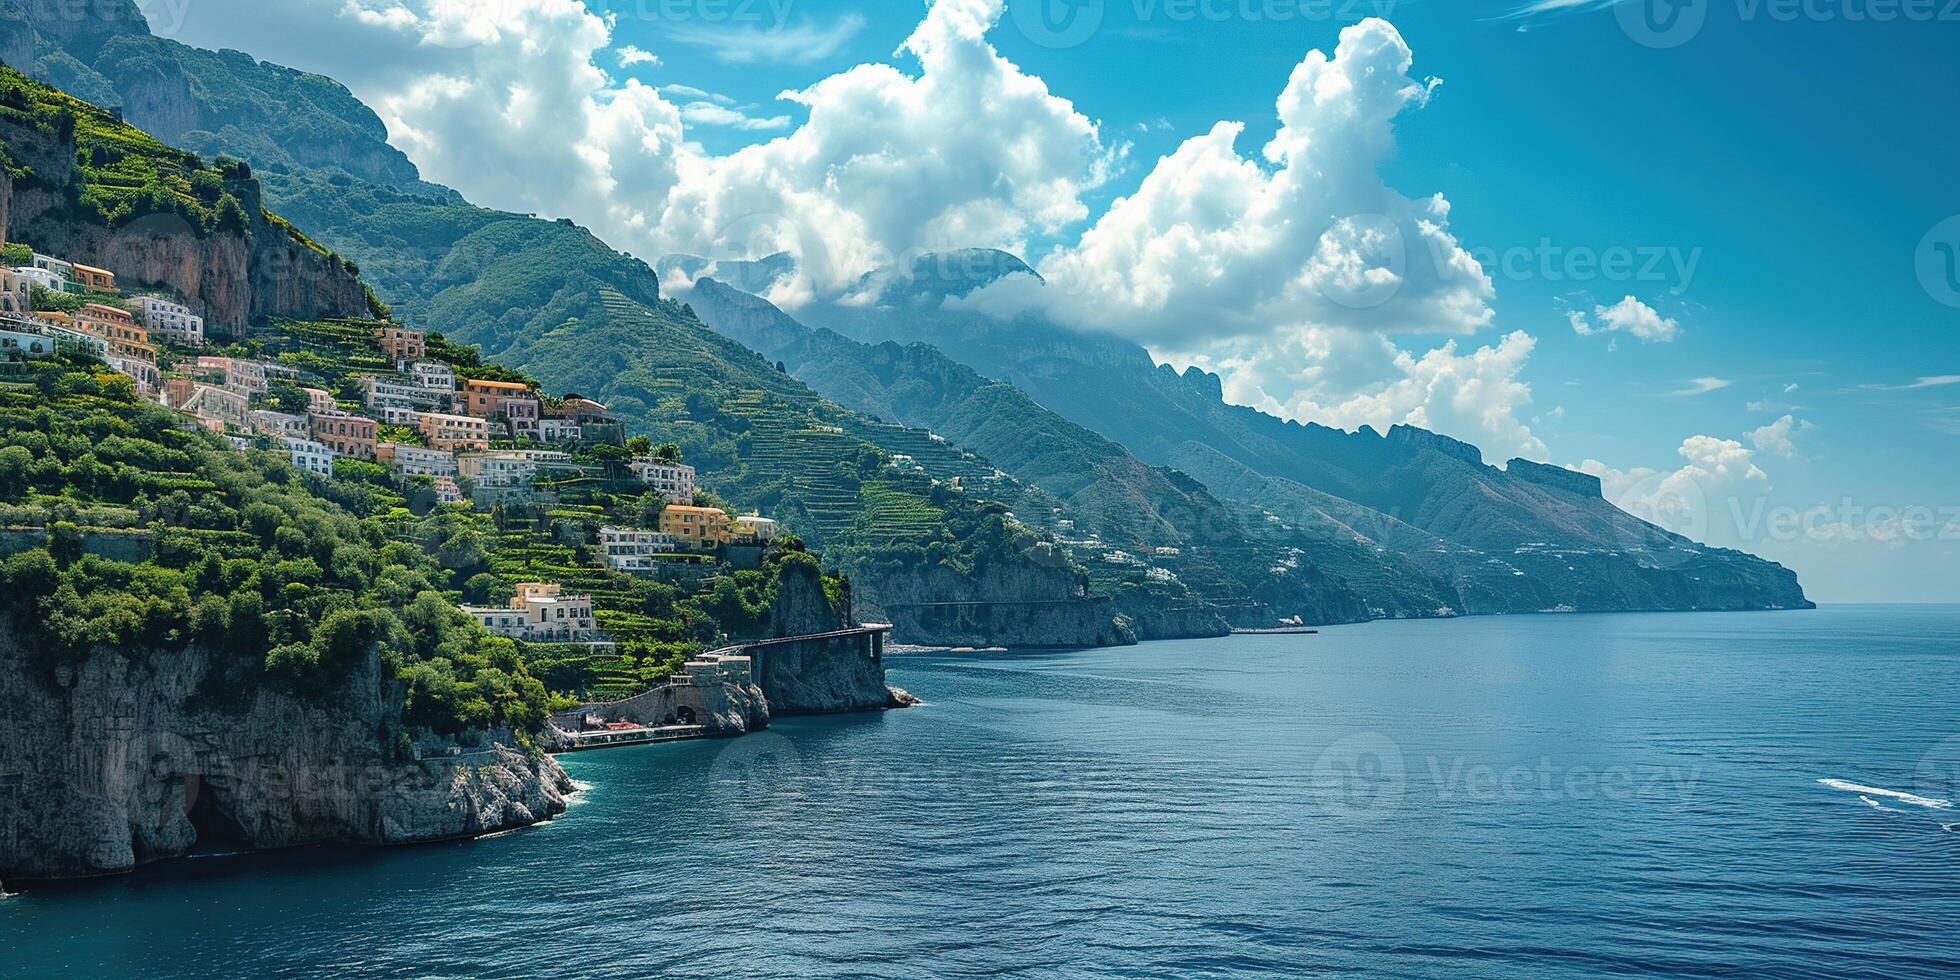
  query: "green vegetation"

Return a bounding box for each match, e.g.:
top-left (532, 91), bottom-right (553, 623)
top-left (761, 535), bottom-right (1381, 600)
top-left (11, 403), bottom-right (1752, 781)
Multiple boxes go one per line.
top-left (0, 355), bottom-right (551, 737)
top-left (0, 64), bottom-right (251, 234)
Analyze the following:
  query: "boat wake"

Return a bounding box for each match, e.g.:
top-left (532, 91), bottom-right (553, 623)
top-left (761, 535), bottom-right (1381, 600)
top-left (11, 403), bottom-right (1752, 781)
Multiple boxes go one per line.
top-left (1819, 779), bottom-right (1952, 810)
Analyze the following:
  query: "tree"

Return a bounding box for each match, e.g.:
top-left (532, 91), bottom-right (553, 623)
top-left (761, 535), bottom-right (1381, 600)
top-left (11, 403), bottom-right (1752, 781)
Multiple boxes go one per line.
top-left (625, 435), bottom-right (652, 456)
top-left (653, 442), bottom-right (682, 464)
top-left (0, 444), bottom-right (32, 493)
top-left (265, 379), bottom-right (310, 414)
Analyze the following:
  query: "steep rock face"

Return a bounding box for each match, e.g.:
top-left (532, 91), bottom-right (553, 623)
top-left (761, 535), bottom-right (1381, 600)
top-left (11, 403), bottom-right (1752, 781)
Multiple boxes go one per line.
top-left (0, 625), bottom-right (569, 882)
top-left (854, 559), bottom-right (1137, 649)
top-left (770, 557), bottom-right (850, 638)
top-left (0, 96), bottom-right (367, 333)
top-left (753, 637), bottom-right (900, 715)
top-left (758, 559), bottom-right (902, 712)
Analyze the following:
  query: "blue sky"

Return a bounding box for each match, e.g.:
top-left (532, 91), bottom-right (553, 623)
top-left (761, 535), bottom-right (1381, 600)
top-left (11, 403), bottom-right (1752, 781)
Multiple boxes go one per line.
top-left (159, 0), bottom-right (1960, 600)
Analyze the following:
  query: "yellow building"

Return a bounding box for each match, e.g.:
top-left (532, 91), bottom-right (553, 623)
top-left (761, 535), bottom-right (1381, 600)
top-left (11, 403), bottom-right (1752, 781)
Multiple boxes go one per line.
top-left (70, 263), bottom-right (117, 293)
top-left (658, 505), bottom-right (732, 550)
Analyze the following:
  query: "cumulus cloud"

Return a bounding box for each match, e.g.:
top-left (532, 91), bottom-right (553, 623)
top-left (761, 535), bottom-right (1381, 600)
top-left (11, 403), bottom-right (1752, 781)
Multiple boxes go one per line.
top-left (162, 0), bottom-right (1111, 304)
top-left (160, 4), bottom-right (1555, 466)
top-left (646, 0), bottom-right (1114, 298)
top-left (1566, 295), bottom-right (1680, 343)
top-left (1580, 435), bottom-right (1768, 541)
top-left (1747, 415), bottom-right (1811, 458)
top-left (1157, 329), bottom-right (1547, 462)
top-left (987, 18), bottom-right (1487, 349)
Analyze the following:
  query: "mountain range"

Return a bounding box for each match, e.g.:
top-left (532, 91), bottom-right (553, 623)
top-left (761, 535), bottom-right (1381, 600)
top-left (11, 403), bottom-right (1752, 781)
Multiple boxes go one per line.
top-left (3, 2), bottom-right (1811, 641)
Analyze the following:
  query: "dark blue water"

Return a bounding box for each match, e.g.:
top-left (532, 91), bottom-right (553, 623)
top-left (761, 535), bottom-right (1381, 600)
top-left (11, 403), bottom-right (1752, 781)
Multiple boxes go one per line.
top-left (8, 606), bottom-right (1960, 977)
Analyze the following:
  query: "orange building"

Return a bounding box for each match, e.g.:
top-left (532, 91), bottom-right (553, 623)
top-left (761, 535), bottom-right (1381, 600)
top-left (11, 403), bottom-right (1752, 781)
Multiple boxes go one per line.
top-left (309, 412), bottom-right (378, 461)
top-left (418, 411), bottom-right (492, 452)
top-left (657, 505), bottom-right (733, 550)
top-left (70, 263), bottom-right (117, 293)
top-left (460, 378), bottom-right (531, 418)
top-left (375, 325), bottom-right (425, 362)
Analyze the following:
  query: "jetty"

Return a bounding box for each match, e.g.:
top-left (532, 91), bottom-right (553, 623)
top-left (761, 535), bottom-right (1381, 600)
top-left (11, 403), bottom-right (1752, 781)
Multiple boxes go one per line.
top-left (546, 624), bottom-right (893, 752)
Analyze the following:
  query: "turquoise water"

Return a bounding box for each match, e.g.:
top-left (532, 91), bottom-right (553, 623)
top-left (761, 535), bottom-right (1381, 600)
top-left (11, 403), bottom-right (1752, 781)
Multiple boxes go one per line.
top-left (7, 606), bottom-right (1960, 977)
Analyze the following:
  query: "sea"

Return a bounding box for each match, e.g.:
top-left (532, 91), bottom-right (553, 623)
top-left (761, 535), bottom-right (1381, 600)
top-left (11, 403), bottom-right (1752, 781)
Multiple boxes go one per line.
top-left (6, 605), bottom-right (1960, 977)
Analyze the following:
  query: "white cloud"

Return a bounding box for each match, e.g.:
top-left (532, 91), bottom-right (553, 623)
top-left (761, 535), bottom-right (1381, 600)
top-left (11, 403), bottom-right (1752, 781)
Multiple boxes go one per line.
top-left (617, 45), bottom-right (660, 68)
top-left (1747, 414), bottom-right (1811, 458)
top-left (161, 0), bottom-right (1111, 305)
top-left (1862, 375), bottom-right (1960, 391)
top-left (646, 0), bottom-right (1115, 298)
top-left (1580, 435), bottom-right (1768, 542)
top-left (1670, 376), bottom-right (1732, 397)
top-left (675, 102), bottom-right (790, 132)
top-left (660, 14), bottom-right (866, 65)
top-left (1157, 328), bottom-right (1547, 462)
top-left (659, 84), bottom-right (732, 105)
top-left (983, 18), bottom-right (1487, 349)
top-left (1566, 295), bottom-right (1680, 343)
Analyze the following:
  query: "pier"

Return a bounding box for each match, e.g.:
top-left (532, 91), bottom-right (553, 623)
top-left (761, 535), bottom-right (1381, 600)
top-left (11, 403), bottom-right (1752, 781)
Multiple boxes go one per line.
top-left (546, 624), bottom-right (893, 752)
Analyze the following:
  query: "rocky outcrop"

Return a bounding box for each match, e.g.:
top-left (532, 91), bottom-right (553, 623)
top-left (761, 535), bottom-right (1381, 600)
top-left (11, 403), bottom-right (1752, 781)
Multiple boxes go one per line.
top-left (0, 622), bottom-right (570, 883)
top-left (1507, 458), bottom-right (1604, 499)
top-left (0, 87), bottom-right (368, 335)
top-left (854, 556), bottom-right (1135, 649)
top-left (751, 635), bottom-right (898, 714)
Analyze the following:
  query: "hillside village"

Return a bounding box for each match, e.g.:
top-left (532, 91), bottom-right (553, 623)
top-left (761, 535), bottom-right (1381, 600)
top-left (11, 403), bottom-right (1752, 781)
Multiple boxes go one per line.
top-left (0, 238), bottom-right (807, 700)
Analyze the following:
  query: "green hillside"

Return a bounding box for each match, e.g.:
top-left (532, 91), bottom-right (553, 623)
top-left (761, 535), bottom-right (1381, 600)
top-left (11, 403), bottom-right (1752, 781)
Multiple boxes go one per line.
top-left (0, 355), bottom-right (553, 738)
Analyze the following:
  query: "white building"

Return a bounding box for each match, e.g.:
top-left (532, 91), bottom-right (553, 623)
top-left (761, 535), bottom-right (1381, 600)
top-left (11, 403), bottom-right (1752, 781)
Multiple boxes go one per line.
top-left (406, 359), bottom-right (456, 394)
top-left (360, 374), bottom-right (446, 411)
top-left (378, 442), bottom-right (458, 478)
top-left (733, 514), bottom-right (778, 544)
top-left (0, 328), bottom-right (56, 359)
top-left (378, 405), bottom-right (427, 426)
top-left (598, 525), bottom-right (683, 573)
top-left (460, 583), bottom-right (602, 643)
top-left (629, 458), bottom-right (696, 501)
top-left (13, 266), bottom-right (66, 294)
top-left (249, 410), bottom-right (310, 440)
top-left (283, 437), bottom-right (336, 476)
top-left (177, 383), bottom-right (248, 427)
top-left (196, 356), bottom-right (292, 394)
top-left (537, 418), bottom-right (583, 443)
top-left (0, 269), bottom-right (29, 314)
top-left (456, 449), bottom-right (575, 489)
top-left (134, 295), bottom-right (204, 346)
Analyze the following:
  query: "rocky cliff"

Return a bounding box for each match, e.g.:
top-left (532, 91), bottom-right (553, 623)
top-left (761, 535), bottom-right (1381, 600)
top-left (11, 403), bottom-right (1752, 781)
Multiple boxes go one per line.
top-left (0, 67), bottom-right (369, 334)
top-left (854, 557), bottom-right (1137, 649)
top-left (0, 623), bottom-right (570, 883)
top-left (761, 558), bottom-right (910, 711)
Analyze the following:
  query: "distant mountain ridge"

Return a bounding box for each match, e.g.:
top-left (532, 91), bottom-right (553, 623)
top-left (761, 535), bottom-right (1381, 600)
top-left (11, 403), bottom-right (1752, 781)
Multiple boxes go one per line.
top-left (22, 13), bottom-right (1810, 622)
top-left (783, 249), bottom-right (1812, 615)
